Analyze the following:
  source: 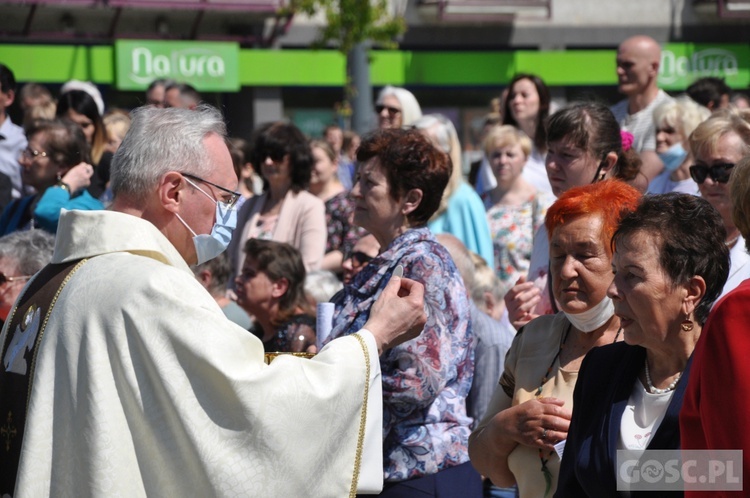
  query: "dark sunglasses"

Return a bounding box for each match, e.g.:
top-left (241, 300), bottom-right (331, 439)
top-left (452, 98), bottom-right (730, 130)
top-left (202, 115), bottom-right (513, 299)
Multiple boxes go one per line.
top-left (375, 104), bottom-right (401, 116)
top-left (0, 273), bottom-right (31, 286)
top-left (689, 163), bottom-right (735, 184)
top-left (257, 148), bottom-right (286, 163)
top-left (348, 251), bottom-right (374, 266)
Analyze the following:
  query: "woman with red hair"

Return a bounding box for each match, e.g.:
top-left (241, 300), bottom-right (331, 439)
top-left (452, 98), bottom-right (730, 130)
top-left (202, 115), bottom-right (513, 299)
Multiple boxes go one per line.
top-left (558, 193), bottom-right (729, 497)
top-left (469, 180), bottom-right (640, 498)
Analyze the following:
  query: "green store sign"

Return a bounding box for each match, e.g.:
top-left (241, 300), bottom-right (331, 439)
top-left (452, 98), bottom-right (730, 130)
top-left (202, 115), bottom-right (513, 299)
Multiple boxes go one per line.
top-left (114, 40), bottom-right (239, 91)
top-left (659, 43), bottom-right (749, 90)
top-left (3, 41), bottom-right (749, 90)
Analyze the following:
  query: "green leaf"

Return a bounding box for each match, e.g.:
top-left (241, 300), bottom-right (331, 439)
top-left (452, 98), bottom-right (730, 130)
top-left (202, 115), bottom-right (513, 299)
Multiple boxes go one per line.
top-left (286, 0), bottom-right (407, 55)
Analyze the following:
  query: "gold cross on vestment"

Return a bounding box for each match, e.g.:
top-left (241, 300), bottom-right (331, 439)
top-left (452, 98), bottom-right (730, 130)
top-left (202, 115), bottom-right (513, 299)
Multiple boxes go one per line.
top-left (1, 411), bottom-right (17, 452)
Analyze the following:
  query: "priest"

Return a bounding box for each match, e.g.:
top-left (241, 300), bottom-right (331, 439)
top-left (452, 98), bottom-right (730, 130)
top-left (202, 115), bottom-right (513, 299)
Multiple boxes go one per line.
top-left (0, 104), bottom-right (427, 497)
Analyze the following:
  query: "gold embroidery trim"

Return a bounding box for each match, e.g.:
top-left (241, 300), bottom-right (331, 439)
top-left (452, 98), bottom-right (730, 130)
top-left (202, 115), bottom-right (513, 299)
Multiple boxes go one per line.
top-left (349, 332), bottom-right (371, 498)
top-left (26, 258), bottom-right (89, 412)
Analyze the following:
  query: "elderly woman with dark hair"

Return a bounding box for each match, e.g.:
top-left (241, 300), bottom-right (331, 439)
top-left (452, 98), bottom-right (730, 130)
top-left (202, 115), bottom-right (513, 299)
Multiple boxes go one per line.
top-left (229, 122), bottom-right (326, 274)
top-left (328, 128), bottom-right (479, 496)
top-left (0, 229), bottom-right (55, 324)
top-left (469, 180), bottom-right (640, 498)
top-left (234, 238), bottom-right (315, 352)
top-left (555, 193), bottom-right (730, 497)
top-left (0, 119), bottom-right (102, 235)
top-left (681, 157), bottom-right (750, 497)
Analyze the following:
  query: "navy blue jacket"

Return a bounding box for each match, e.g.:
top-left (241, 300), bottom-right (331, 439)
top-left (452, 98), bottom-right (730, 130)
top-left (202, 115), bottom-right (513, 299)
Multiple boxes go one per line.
top-left (554, 342), bottom-right (690, 498)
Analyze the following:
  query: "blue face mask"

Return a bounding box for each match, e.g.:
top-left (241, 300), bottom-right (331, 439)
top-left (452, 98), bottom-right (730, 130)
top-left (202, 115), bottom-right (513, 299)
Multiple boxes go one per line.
top-left (176, 180), bottom-right (238, 265)
top-left (658, 143), bottom-right (688, 173)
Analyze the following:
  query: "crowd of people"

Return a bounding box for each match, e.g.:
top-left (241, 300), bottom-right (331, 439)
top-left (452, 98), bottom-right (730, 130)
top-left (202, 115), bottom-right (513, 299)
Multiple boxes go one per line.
top-left (2, 31), bottom-right (750, 497)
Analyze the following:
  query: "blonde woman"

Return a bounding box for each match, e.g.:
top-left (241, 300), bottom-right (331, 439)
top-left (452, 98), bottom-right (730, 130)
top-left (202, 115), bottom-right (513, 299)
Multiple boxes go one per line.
top-left (688, 110), bottom-right (750, 300)
top-left (103, 110), bottom-right (131, 153)
top-left (648, 96), bottom-right (710, 195)
top-left (483, 125), bottom-right (554, 296)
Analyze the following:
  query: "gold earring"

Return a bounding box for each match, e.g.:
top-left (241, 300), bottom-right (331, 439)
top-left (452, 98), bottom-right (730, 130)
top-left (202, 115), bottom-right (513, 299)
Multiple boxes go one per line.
top-left (681, 313), bottom-right (694, 332)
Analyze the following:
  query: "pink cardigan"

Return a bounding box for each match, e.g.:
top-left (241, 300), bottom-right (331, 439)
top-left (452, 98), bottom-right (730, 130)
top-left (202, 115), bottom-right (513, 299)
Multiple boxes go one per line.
top-left (229, 189), bottom-right (327, 275)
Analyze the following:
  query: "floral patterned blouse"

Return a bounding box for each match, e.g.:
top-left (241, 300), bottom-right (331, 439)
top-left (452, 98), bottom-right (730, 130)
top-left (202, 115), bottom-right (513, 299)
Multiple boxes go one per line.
top-left (485, 191), bottom-right (554, 297)
top-left (324, 191), bottom-right (362, 257)
top-left (252, 314), bottom-right (316, 353)
top-left (328, 227), bottom-right (475, 481)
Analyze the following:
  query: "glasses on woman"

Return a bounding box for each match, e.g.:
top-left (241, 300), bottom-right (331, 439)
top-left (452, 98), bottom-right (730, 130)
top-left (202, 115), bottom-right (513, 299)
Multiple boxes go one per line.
top-left (689, 163), bottom-right (735, 184)
top-left (183, 173), bottom-right (241, 208)
top-left (375, 105), bottom-right (401, 117)
top-left (257, 148), bottom-right (287, 163)
top-left (20, 148), bottom-right (48, 160)
top-left (347, 251), bottom-right (374, 268)
top-left (0, 273), bottom-right (31, 286)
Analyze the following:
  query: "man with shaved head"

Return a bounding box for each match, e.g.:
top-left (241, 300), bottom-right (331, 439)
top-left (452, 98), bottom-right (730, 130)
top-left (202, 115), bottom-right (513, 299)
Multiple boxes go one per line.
top-left (610, 35), bottom-right (674, 181)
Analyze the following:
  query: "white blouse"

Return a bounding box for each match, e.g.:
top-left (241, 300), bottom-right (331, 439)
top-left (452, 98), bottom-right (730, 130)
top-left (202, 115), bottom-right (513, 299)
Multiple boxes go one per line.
top-left (619, 379), bottom-right (674, 450)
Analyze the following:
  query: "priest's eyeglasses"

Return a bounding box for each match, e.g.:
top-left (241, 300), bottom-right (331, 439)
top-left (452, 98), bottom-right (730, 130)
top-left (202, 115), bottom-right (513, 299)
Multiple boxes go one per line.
top-left (182, 173), bottom-right (241, 209)
top-left (0, 273), bottom-right (31, 286)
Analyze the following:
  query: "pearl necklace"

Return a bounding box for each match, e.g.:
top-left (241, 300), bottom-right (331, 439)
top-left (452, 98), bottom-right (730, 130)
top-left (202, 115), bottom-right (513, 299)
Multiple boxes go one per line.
top-left (644, 360), bottom-right (681, 394)
top-left (726, 234), bottom-right (741, 248)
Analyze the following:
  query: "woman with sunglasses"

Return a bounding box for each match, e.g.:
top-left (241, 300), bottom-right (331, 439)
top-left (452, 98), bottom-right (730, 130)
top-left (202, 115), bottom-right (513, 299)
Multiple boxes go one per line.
top-left (375, 86), bottom-right (423, 130)
top-left (681, 156), bottom-right (750, 496)
top-left (341, 234), bottom-right (380, 285)
top-left (0, 119), bottom-right (103, 235)
top-left (228, 122), bottom-right (326, 276)
top-left (688, 110), bottom-right (750, 300)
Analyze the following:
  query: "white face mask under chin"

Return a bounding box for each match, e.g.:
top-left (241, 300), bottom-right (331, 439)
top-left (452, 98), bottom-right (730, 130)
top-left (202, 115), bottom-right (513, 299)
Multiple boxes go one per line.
top-left (563, 296), bottom-right (615, 333)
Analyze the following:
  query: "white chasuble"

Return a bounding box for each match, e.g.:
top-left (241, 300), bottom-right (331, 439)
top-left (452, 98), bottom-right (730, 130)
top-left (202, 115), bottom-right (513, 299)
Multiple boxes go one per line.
top-left (7, 210), bottom-right (383, 497)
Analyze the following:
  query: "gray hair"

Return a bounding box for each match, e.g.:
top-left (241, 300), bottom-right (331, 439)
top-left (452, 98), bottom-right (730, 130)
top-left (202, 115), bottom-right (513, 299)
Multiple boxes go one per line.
top-left (377, 85), bottom-right (423, 128)
top-left (304, 270), bottom-right (343, 305)
top-left (412, 114), bottom-right (464, 219)
top-left (110, 104), bottom-right (227, 201)
top-left (0, 230), bottom-right (55, 276)
top-left (469, 252), bottom-right (504, 313)
top-left (192, 250), bottom-right (232, 297)
top-left (653, 96), bottom-right (710, 141)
